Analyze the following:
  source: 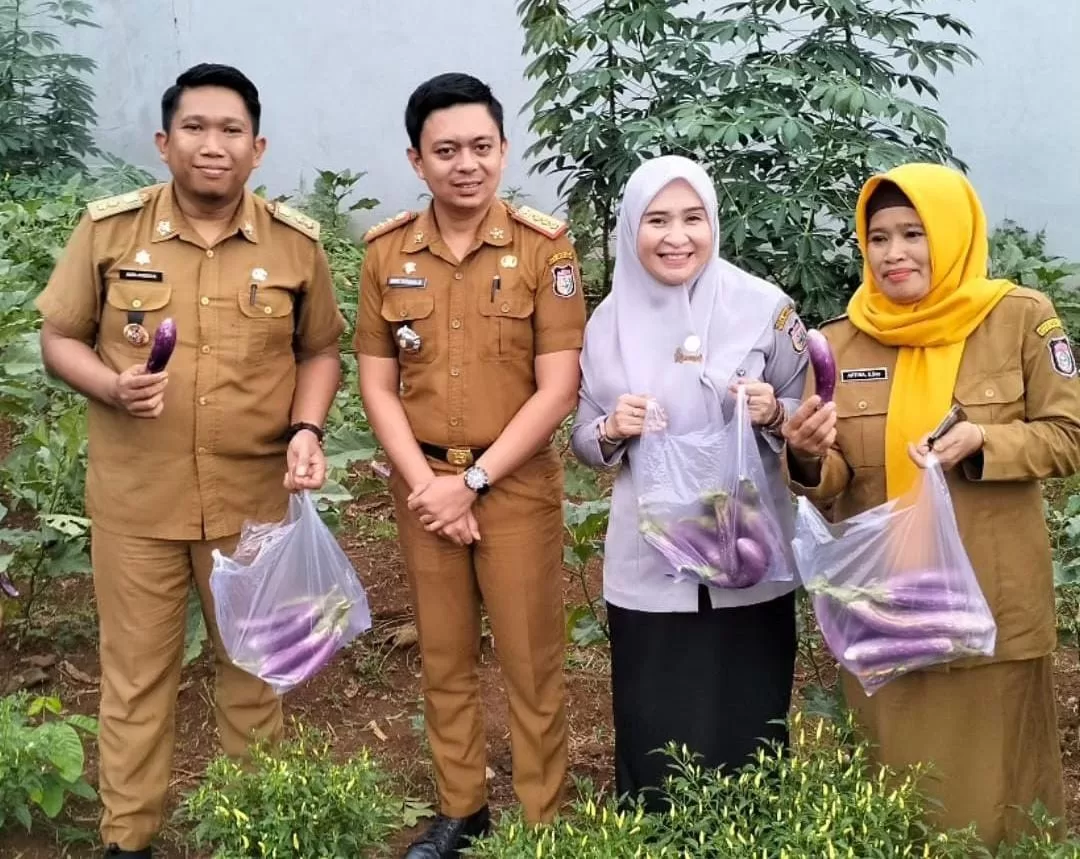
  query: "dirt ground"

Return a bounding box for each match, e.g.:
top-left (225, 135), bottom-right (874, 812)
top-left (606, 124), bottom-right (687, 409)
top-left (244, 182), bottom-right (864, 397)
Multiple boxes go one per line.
top-left (1, 475), bottom-right (1079, 858)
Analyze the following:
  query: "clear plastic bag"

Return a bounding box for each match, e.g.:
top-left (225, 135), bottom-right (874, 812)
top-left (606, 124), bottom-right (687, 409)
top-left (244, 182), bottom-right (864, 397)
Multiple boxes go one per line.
top-left (636, 387), bottom-right (793, 589)
top-left (210, 491), bottom-right (372, 695)
top-left (792, 457), bottom-right (996, 696)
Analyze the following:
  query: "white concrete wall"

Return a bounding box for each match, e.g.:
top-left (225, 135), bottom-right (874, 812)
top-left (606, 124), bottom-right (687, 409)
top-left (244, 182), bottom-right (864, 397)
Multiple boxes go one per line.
top-left (67, 0), bottom-right (1080, 256)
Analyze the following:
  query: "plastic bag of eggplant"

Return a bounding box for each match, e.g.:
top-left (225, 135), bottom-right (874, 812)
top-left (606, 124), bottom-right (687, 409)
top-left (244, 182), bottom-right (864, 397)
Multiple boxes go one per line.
top-left (636, 387), bottom-right (794, 590)
top-left (792, 456), bottom-right (996, 696)
top-left (210, 491), bottom-right (372, 695)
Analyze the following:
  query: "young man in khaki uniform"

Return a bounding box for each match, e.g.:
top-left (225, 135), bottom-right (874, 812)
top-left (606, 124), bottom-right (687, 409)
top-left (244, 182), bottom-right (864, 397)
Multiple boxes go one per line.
top-left (355, 73), bottom-right (586, 858)
top-left (35, 64), bottom-right (345, 858)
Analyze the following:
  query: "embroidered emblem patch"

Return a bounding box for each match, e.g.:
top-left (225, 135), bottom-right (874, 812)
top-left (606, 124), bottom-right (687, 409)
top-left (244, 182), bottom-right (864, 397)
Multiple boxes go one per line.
top-left (1048, 336), bottom-right (1076, 377)
top-left (774, 305), bottom-right (793, 331)
top-left (787, 314), bottom-right (807, 353)
top-left (1036, 317), bottom-right (1064, 338)
top-left (552, 264), bottom-right (577, 298)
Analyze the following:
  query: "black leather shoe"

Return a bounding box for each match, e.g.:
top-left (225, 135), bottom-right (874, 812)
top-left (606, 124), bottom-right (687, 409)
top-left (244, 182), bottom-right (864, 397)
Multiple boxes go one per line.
top-left (403, 806), bottom-right (491, 858)
top-left (104, 844), bottom-right (152, 858)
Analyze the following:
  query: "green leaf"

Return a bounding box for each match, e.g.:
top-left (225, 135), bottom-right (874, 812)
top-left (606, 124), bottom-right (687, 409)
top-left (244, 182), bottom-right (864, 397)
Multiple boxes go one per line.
top-left (566, 605), bottom-right (607, 646)
top-left (183, 588), bottom-right (207, 667)
top-left (38, 781), bottom-right (66, 818)
top-left (14, 801), bottom-right (33, 831)
top-left (40, 722), bottom-right (85, 783)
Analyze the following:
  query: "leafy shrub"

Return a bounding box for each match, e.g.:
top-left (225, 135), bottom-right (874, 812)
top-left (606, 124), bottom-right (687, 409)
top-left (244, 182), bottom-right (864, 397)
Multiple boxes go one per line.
top-left (989, 220), bottom-right (1080, 336)
top-left (178, 723), bottom-right (404, 858)
top-left (469, 712), bottom-right (987, 857)
top-left (0, 693), bottom-right (98, 833)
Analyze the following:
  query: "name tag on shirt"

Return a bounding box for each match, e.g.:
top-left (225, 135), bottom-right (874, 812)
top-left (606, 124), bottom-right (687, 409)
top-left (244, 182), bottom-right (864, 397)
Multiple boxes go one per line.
top-left (117, 269), bottom-right (164, 282)
top-left (841, 367), bottom-right (888, 382)
top-left (387, 277), bottom-right (427, 289)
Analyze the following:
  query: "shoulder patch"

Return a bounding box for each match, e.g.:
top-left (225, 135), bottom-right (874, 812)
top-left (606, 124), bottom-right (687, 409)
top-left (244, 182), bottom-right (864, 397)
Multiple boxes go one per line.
top-left (774, 304), bottom-right (794, 331)
top-left (1036, 317), bottom-right (1064, 338)
top-left (86, 187), bottom-right (153, 222)
top-left (363, 210), bottom-right (418, 244)
top-left (268, 201), bottom-right (321, 241)
top-left (510, 205), bottom-right (567, 239)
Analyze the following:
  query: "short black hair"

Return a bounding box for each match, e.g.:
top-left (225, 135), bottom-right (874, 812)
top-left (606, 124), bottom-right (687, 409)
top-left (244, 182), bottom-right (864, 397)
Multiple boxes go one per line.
top-left (161, 63), bottom-right (261, 135)
top-left (405, 72), bottom-right (504, 150)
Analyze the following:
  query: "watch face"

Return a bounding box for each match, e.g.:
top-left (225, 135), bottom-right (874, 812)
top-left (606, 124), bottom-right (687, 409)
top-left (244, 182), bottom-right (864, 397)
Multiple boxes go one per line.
top-left (465, 467), bottom-right (488, 491)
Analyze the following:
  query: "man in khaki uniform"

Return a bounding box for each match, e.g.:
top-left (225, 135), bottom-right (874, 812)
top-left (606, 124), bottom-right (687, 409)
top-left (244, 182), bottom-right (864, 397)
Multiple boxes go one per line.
top-left (783, 165), bottom-right (1080, 847)
top-left (35, 64), bottom-right (345, 858)
top-left (356, 73), bottom-right (586, 858)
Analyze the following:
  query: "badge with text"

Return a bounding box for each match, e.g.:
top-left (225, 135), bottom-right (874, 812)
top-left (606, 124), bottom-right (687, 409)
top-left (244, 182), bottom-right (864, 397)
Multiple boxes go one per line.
top-left (387, 277), bottom-right (427, 289)
top-left (552, 264), bottom-right (577, 298)
top-left (774, 305), bottom-right (793, 331)
top-left (1036, 317), bottom-right (1064, 338)
top-left (117, 269), bottom-right (164, 283)
top-left (1048, 336), bottom-right (1076, 378)
top-left (841, 367), bottom-right (889, 383)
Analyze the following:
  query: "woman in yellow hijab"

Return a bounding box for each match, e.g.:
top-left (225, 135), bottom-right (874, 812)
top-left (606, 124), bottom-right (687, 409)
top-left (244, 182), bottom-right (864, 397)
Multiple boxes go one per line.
top-left (783, 162), bottom-right (1080, 846)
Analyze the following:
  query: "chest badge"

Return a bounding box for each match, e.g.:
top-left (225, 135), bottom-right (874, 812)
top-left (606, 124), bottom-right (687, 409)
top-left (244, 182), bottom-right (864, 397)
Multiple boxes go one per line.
top-left (840, 367), bottom-right (889, 383)
top-left (396, 324), bottom-right (422, 354)
top-left (134, 249), bottom-right (151, 266)
top-left (500, 255), bottom-right (518, 269)
top-left (403, 262), bottom-right (418, 275)
top-left (123, 322), bottom-right (150, 347)
top-left (251, 267), bottom-right (268, 282)
top-left (156, 219), bottom-right (173, 237)
top-left (675, 334), bottom-right (704, 364)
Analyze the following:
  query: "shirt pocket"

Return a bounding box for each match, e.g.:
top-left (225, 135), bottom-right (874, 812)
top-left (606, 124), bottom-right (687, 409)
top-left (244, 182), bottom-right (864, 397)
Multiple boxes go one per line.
top-left (380, 290), bottom-right (437, 365)
top-left (235, 285), bottom-right (296, 364)
top-left (476, 281), bottom-right (534, 361)
top-left (102, 278), bottom-right (173, 359)
top-left (834, 380), bottom-right (890, 468)
top-left (953, 369), bottom-right (1025, 425)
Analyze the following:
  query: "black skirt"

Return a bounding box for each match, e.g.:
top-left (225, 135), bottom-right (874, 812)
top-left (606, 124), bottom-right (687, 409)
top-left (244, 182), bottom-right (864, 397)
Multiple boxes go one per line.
top-left (607, 587), bottom-right (796, 812)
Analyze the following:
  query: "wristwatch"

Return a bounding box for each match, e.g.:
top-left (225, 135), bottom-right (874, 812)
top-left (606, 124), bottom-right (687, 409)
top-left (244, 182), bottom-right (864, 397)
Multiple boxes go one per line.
top-left (463, 465), bottom-right (491, 496)
top-left (285, 421), bottom-right (324, 443)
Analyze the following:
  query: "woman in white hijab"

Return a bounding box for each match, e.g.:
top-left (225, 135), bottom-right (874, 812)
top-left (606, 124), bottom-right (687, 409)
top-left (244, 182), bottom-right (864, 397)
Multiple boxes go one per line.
top-left (571, 155), bottom-right (809, 811)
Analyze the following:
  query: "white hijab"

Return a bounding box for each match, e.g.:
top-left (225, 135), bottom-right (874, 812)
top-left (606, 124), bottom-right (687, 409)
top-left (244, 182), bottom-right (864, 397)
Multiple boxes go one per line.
top-left (580, 155), bottom-right (784, 434)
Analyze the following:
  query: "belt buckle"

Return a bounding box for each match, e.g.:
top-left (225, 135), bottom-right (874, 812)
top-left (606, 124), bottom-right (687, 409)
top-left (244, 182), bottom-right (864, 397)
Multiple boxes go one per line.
top-left (446, 447), bottom-right (474, 467)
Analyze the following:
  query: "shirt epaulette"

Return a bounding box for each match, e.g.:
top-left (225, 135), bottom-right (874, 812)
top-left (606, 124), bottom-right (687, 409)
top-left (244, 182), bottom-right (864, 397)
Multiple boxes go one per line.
top-left (267, 201), bottom-right (321, 241)
top-left (820, 313), bottom-right (849, 329)
top-left (86, 187), bottom-right (155, 222)
top-left (509, 205), bottom-right (567, 240)
top-left (364, 211), bottom-right (418, 244)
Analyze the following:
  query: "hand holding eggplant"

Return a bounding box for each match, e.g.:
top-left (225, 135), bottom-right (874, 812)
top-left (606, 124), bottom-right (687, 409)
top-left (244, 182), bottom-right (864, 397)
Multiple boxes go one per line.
top-left (604, 394), bottom-right (654, 440)
top-left (284, 430), bottom-right (327, 492)
top-left (728, 379), bottom-right (778, 426)
top-left (782, 396), bottom-right (836, 458)
top-left (111, 364), bottom-right (168, 418)
top-left (908, 422), bottom-right (984, 471)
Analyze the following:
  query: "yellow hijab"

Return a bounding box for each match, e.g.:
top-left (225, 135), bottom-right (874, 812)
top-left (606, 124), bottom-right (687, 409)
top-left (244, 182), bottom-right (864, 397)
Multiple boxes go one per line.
top-left (847, 163), bottom-right (1014, 499)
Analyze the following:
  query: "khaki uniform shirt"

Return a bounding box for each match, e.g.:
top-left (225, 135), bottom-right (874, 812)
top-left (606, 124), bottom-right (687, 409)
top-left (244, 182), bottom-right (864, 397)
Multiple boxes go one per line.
top-left (788, 288), bottom-right (1080, 663)
top-left (35, 183), bottom-right (346, 540)
top-left (353, 201), bottom-right (586, 449)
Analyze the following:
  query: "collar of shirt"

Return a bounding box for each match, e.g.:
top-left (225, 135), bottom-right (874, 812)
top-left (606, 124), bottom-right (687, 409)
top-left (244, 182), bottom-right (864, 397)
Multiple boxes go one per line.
top-left (151, 181), bottom-right (260, 246)
top-left (402, 199), bottom-right (514, 258)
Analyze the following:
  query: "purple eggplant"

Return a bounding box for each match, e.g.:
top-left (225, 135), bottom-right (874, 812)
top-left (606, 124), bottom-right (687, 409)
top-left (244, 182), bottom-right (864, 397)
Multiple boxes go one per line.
top-left (844, 636), bottom-right (964, 668)
top-left (806, 328), bottom-right (836, 403)
top-left (236, 600), bottom-right (323, 637)
top-left (146, 318), bottom-right (177, 373)
top-left (669, 518), bottom-right (729, 572)
top-left (276, 632), bottom-right (343, 686)
top-left (734, 538), bottom-right (769, 586)
top-left (260, 627), bottom-right (343, 678)
top-left (735, 505), bottom-right (774, 562)
top-left (846, 599), bottom-right (994, 639)
top-left (864, 585), bottom-right (970, 612)
top-left (0, 573), bottom-right (19, 599)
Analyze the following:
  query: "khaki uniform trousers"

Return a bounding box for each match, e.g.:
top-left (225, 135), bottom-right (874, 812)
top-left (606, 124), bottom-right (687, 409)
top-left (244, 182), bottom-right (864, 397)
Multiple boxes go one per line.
top-left (391, 448), bottom-right (568, 824)
top-left (91, 525), bottom-right (283, 850)
top-left (842, 655), bottom-right (1066, 848)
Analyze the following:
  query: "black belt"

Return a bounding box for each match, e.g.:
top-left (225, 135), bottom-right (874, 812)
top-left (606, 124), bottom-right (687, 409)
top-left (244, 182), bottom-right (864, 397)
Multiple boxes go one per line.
top-left (419, 442), bottom-right (487, 467)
